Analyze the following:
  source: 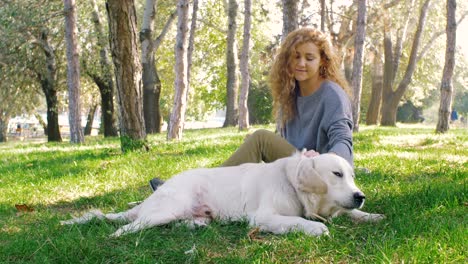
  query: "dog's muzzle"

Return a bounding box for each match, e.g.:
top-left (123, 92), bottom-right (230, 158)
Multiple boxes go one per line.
top-left (352, 191), bottom-right (366, 208)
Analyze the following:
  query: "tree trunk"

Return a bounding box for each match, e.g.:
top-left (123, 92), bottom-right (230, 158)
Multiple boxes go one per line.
top-left (238, 0), bottom-right (251, 131)
top-left (140, 0), bottom-right (160, 134)
top-left (366, 53), bottom-right (383, 125)
top-left (41, 76), bottom-right (62, 142)
top-left (223, 0), bottom-right (239, 127)
top-left (436, 0), bottom-right (456, 133)
top-left (143, 61), bottom-right (163, 134)
top-left (141, 6), bottom-right (176, 134)
top-left (84, 103), bottom-right (98, 136)
top-left (320, 0), bottom-right (326, 32)
top-left (34, 113), bottom-right (48, 136)
top-left (328, 3), bottom-right (355, 66)
top-left (350, 0), bottom-right (366, 132)
top-left (0, 114), bottom-right (8, 142)
top-left (90, 0), bottom-right (118, 137)
top-left (380, 0), bottom-right (431, 126)
top-left (64, 0), bottom-right (84, 143)
top-left (186, 0), bottom-right (199, 103)
top-left (282, 0), bottom-right (298, 39)
top-left (107, 0), bottom-right (146, 151)
top-left (167, 0), bottom-right (190, 140)
top-left (37, 30), bottom-right (62, 142)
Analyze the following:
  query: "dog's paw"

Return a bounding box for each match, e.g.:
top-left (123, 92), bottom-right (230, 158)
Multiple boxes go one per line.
top-left (366, 213), bottom-right (385, 222)
top-left (302, 221), bottom-right (329, 236)
top-left (353, 213), bottom-right (385, 223)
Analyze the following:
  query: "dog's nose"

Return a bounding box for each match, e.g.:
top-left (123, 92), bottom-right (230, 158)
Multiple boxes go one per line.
top-left (353, 192), bottom-right (366, 207)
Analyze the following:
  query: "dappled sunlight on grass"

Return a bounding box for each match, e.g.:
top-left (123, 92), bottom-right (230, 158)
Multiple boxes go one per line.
top-left (0, 141), bottom-right (120, 155)
top-left (378, 133), bottom-right (463, 148)
top-left (356, 151), bottom-right (467, 164)
top-left (0, 125), bottom-right (466, 263)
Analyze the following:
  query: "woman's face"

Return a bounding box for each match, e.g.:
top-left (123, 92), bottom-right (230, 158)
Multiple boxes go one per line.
top-left (290, 42), bottom-right (322, 84)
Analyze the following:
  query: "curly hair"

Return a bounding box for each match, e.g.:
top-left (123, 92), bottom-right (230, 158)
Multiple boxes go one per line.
top-left (269, 27), bottom-right (351, 127)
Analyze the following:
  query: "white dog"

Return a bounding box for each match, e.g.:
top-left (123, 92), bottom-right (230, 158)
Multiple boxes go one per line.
top-left (61, 153), bottom-right (384, 237)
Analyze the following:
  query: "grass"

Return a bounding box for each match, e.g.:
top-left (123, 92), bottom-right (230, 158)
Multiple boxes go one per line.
top-left (0, 125), bottom-right (466, 263)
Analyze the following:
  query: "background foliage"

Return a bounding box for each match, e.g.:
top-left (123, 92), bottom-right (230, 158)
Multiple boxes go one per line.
top-left (2, 0), bottom-right (467, 128)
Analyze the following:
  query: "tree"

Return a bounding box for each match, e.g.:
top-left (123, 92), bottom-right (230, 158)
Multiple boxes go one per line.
top-left (83, 103), bottom-right (98, 136)
top-left (326, 1), bottom-right (356, 83)
top-left (187, 0), bottom-right (199, 102)
top-left (35, 29), bottom-right (63, 142)
top-left (0, 0), bottom-right (64, 142)
top-left (319, 0), bottom-right (326, 32)
top-left (366, 52), bottom-right (384, 125)
top-left (239, 0), bottom-right (252, 131)
top-left (141, 0), bottom-right (159, 134)
top-left (223, 0), bottom-right (240, 127)
top-left (141, 0), bottom-right (178, 134)
top-left (64, 0), bottom-right (84, 143)
top-left (0, 2), bottom-right (42, 142)
top-left (380, 0), bottom-right (431, 126)
top-left (436, 0), bottom-right (457, 133)
top-left (350, 0), bottom-right (366, 132)
top-left (167, 0), bottom-right (190, 140)
top-left (88, 0), bottom-right (118, 137)
top-left (282, 0), bottom-right (299, 38)
top-left (0, 73), bottom-right (40, 142)
top-left (106, 0), bottom-right (146, 151)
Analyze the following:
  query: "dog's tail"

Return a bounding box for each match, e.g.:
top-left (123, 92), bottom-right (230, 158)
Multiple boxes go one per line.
top-left (60, 205), bottom-right (141, 225)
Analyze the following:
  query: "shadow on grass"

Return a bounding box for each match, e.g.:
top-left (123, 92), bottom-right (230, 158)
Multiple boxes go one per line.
top-left (1, 185), bottom-right (251, 263)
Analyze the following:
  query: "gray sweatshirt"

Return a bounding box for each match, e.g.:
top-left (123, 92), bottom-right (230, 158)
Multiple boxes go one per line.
top-left (282, 80), bottom-right (354, 166)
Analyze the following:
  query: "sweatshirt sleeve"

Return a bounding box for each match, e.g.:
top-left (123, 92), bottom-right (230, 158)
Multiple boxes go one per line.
top-left (324, 87), bottom-right (354, 167)
top-left (327, 118), bottom-right (354, 167)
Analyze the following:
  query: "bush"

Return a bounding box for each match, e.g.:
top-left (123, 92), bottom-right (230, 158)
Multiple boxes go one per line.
top-left (397, 101), bottom-right (424, 123)
top-left (248, 81), bottom-right (273, 124)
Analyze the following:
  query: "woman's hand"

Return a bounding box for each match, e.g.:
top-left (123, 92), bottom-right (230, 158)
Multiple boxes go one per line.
top-left (303, 149), bottom-right (320, 158)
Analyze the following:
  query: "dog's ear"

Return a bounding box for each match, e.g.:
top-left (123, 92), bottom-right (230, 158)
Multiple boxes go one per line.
top-left (297, 159), bottom-right (328, 194)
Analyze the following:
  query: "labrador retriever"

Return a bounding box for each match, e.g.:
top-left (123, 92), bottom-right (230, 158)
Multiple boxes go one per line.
top-left (61, 153), bottom-right (384, 237)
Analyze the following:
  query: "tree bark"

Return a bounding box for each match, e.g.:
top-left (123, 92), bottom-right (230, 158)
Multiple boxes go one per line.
top-left (37, 29), bottom-right (62, 142)
top-left (84, 104), bottom-right (98, 136)
top-left (167, 0), bottom-right (190, 140)
top-left (107, 0), bottom-right (146, 151)
top-left (90, 0), bottom-right (118, 137)
top-left (366, 53), bottom-right (383, 125)
top-left (238, 0), bottom-right (251, 131)
top-left (350, 0), bottom-right (366, 132)
top-left (436, 0), bottom-right (456, 133)
top-left (64, 0), bottom-right (84, 143)
top-left (140, 0), bottom-right (160, 134)
top-left (380, 0), bottom-right (431, 126)
top-left (141, 8), bottom-right (176, 134)
top-left (223, 0), bottom-right (239, 127)
top-left (320, 0), bottom-right (326, 32)
top-left (282, 0), bottom-right (298, 39)
top-left (0, 115), bottom-right (8, 142)
top-left (186, 0), bottom-right (199, 102)
top-left (34, 113), bottom-right (48, 136)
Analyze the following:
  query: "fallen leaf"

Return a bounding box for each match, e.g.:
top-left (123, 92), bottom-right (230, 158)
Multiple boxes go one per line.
top-left (248, 227), bottom-right (262, 241)
top-left (15, 204), bottom-right (34, 212)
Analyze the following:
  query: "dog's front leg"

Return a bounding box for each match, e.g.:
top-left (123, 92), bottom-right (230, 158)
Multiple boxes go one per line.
top-left (347, 209), bottom-right (385, 223)
top-left (250, 213), bottom-right (329, 236)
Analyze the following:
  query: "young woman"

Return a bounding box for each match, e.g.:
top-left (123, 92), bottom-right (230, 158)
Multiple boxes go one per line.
top-left (150, 27), bottom-right (353, 191)
top-left (221, 27), bottom-right (353, 166)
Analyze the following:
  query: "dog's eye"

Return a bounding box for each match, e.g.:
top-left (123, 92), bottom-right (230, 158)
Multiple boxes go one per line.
top-left (333, 171), bottom-right (343, 178)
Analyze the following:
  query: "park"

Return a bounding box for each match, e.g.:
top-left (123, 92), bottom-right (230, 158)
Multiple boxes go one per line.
top-left (1, 0), bottom-right (467, 263)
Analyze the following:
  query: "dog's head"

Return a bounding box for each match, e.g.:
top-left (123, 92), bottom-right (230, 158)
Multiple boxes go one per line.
top-left (292, 153), bottom-right (365, 218)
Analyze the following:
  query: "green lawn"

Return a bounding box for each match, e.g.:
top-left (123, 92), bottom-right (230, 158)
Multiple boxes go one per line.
top-left (0, 125), bottom-right (466, 263)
